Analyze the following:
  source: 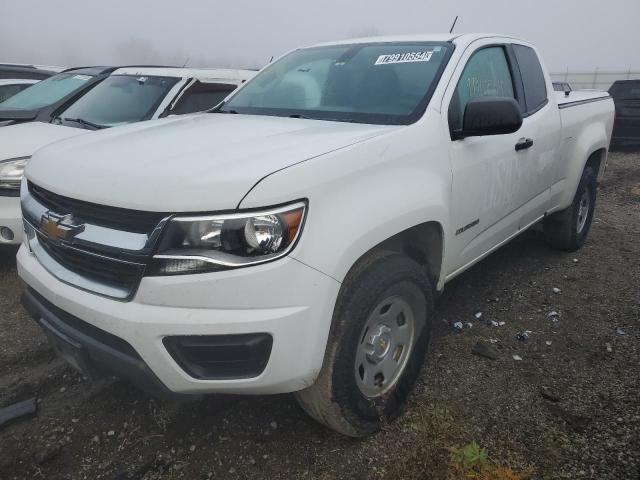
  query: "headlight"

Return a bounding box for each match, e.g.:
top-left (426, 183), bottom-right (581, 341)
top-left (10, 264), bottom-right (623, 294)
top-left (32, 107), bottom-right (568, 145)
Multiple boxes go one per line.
top-left (0, 157), bottom-right (29, 192)
top-left (148, 201), bottom-right (307, 275)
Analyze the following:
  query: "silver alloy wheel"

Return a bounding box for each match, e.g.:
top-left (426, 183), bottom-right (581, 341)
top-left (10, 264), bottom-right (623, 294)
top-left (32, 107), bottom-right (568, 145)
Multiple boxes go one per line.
top-left (576, 188), bottom-right (591, 234)
top-left (355, 295), bottom-right (416, 398)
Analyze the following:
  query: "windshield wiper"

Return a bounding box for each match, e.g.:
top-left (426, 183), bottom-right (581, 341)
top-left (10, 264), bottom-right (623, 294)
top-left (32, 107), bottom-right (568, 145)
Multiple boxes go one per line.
top-left (59, 117), bottom-right (107, 130)
top-left (288, 113), bottom-right (356, 123)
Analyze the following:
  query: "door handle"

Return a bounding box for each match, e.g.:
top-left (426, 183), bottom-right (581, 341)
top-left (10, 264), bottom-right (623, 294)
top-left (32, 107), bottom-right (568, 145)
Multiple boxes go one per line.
top-left (515, 138), bottom-right (534, 151)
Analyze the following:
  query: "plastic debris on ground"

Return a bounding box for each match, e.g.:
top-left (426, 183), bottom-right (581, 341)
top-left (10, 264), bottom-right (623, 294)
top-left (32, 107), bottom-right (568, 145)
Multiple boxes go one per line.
top-left (545, 340), bottom-right (552, 346)
top-left (516, 331), bottom-right (532, 342)
top-left (0, 398), bottom-right (37, 429)
top-left (465, 322), bottom-right (473, 329)
top-left (474, 312), bottom-right (483, 319)
top-left (606, 342), bottom-right (613, 353)
top-left (453, 321), bottom-right (464, 331)
top-left (616, 327), bottom-right (626, 336)
top-left (552, 287), bottom-right (561, 294)
top-left (512, 355), bottom-right (523, 361)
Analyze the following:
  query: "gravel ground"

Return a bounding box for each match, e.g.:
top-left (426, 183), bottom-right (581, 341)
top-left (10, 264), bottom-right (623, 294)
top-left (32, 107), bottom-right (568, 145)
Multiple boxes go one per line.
top-left (0, 152), bottom-right (638, 480)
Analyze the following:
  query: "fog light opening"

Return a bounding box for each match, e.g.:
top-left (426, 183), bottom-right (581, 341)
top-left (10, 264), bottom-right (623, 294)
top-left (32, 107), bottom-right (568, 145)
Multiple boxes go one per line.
top-left (0, 227), bottom-right (14, 241)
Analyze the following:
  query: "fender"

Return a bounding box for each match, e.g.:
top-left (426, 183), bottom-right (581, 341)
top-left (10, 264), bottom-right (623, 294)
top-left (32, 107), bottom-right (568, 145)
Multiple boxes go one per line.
top-left (239, 113), bottom-right (452, 286)
top-left (552, 98), bottom-right (613, 211)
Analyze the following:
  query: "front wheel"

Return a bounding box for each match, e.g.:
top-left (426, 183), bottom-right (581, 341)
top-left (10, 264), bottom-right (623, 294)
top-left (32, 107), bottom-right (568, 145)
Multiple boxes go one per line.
top-left (544, 165), bottom-right (597, 252)
top-left (295, 252), bottom-right (433, 437)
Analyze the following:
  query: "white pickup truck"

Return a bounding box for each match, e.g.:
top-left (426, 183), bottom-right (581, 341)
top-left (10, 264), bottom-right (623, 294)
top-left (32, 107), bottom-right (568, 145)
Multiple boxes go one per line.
top-left (0, 67), bottom-right (254, 245)
top-left (18, 34), bottom-right (614, 436)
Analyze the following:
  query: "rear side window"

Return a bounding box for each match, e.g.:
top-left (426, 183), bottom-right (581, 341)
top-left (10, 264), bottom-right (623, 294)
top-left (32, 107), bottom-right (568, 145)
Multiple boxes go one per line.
top-left (448, 46), bottom-right (515, 132)
top-left (170, 82), bottom-right (237, 115)
top-left (513, 44), bottom-right (547, 113)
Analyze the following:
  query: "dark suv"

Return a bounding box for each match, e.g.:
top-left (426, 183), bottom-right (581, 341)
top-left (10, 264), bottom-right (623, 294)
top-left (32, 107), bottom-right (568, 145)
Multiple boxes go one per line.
top-left (609, 80), bottom-right (640, 150)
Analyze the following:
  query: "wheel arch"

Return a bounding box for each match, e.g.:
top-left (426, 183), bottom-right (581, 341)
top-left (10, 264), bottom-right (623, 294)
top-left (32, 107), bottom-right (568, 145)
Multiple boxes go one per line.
top-left (585, 147), bottom-right (607, 182)
top-left (342, 221), bottom-right (446, 293)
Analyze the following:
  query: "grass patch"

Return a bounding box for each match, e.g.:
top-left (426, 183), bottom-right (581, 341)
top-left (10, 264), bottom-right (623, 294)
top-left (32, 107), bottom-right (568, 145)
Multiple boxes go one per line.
top-left (384, 403), bottom-right (534, 480)
top-left (449, 441), bottom-right (533, 479)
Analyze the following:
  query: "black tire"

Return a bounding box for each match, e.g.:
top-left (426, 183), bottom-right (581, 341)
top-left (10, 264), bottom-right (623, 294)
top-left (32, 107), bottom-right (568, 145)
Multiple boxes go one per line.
top-left (295, 251), bottom-right (433, 437)
top-left (543, 165), bottom-right (597, 252)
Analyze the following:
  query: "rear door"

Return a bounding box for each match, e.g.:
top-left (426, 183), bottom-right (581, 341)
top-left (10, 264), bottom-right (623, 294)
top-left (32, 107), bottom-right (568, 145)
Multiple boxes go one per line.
top-left (509, 43), bottom-right (561, 229)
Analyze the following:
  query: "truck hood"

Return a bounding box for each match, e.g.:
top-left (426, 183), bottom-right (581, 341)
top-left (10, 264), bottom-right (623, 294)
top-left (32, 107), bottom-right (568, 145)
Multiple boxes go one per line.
top-left (26, 113), bottom-right (396, 212)
top-left (0, 122), bottom-right (86, 161)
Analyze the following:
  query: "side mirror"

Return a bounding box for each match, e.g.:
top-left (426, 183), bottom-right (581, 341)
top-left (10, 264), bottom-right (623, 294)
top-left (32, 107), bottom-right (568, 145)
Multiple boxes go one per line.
top-left (564, 87), bottom-right (571, 97)
top-left (453, 97), bottom-right (523, 139)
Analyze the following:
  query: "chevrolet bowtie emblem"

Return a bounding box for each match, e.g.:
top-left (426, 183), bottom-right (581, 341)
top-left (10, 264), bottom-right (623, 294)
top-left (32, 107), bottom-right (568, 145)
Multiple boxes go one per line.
top-left (41, 212), bottom-right (85, 241)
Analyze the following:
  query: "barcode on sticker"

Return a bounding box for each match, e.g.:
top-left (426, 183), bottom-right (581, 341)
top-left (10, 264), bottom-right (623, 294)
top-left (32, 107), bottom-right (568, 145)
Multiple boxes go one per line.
top-left (375, 51), bottom-right (433, 65)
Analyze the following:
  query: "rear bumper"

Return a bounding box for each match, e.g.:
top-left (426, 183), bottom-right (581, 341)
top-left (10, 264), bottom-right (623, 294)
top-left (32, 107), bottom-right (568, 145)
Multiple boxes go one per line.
top-left (0, 195), bottom-right (22, 245)
top-left (17, 245), bottom-right (341, 395)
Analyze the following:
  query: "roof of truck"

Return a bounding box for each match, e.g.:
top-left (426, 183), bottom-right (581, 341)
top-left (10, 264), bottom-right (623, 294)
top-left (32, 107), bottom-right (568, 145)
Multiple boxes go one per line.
top-left (311, 33), bottom-right (527, 48)
top-left (111, 67), bottom-right (256, 82)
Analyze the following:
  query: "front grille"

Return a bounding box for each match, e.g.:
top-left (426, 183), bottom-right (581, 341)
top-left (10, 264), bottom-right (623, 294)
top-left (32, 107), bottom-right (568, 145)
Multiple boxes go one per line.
top-left (28, 181), bottom-right (168, 234)
top-left (38, 234), bottom-right (145, 295)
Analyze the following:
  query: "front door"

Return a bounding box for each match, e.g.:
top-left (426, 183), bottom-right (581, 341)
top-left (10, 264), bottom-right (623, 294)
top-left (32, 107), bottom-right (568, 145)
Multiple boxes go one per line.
top-left (445, 44), bottom-right (524, 274)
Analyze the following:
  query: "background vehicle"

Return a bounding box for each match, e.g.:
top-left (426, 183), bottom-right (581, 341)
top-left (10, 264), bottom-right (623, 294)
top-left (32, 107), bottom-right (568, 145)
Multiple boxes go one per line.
top-left (608, 79), bottom-right (640, 150)
top-left (553, 81), bottom-right (572, 96)
top-left (0, 67), bottom-right (254, 245)
top-left (0, 79), bottom-right (39, 102)
top-left (0, 66), bottom-right (116, 126)
top-left (18, 34), bottom-right (614, 436)
top-left (0, 63), bottom-right (63, 80)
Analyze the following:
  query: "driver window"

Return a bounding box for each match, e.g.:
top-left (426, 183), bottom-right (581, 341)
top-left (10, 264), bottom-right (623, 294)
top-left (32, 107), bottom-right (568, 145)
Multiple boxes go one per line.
top-left (448, 46), bottom-right (515, 132)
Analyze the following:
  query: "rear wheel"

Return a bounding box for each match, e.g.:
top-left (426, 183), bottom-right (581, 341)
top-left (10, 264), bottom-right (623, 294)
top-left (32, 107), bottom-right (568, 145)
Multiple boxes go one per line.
top-left (544, 165), bottom-right (597, 252)
top-left (295, 252), bottom-right (432, 437)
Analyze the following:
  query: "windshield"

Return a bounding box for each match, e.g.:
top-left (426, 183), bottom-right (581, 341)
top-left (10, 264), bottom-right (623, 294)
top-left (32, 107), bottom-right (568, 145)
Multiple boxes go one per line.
top-left (0, 72), bottom-right (94, 110)
top-left (57, 74), bottom-right (180, 128)
top-left (222, 42), bottom-right (453, 125)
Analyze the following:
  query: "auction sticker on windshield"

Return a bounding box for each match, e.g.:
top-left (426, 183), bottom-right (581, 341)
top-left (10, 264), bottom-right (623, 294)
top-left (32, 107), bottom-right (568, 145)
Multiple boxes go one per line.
top-left (375, 51), bottom-right (433, 65)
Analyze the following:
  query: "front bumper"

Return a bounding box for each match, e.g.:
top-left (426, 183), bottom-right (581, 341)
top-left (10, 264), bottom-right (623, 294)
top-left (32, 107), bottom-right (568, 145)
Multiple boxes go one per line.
top-left (17, 245), bottom-right (341, 395)
top-left (22, 287), bottom-right (176, 398)
top-left (0, 195), bottom-right (22, 245)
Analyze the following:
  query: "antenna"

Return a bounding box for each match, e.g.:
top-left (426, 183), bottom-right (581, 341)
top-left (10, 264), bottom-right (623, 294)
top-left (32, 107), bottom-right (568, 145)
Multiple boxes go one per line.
top-left (269, 56), bottom-right (274, 63)
top-left (182, 57), bottom-right (190, 67)
top-left (449, 15), bottom-right (459, 34)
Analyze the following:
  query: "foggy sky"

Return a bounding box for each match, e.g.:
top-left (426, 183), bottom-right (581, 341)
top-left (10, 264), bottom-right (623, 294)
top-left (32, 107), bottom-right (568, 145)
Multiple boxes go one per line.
top-left (1, 0), bottom-right (639, 73)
